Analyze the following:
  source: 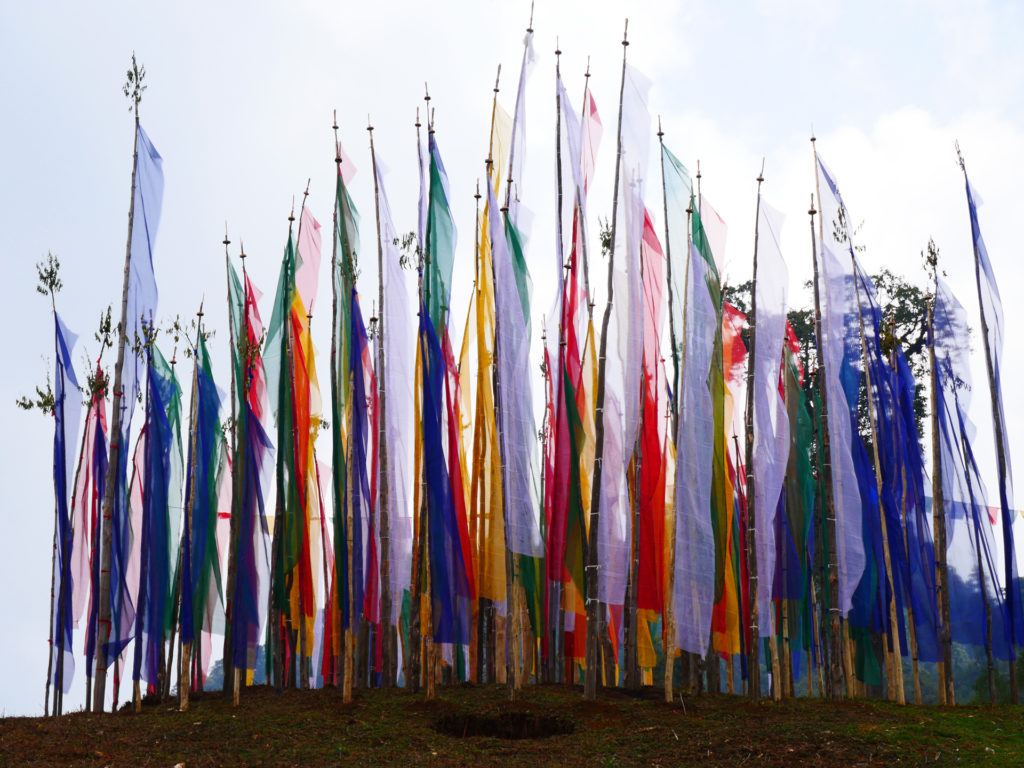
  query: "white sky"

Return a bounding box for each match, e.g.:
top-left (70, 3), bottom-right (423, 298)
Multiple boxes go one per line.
top-left (2, 0), bottom-right (1022, 716)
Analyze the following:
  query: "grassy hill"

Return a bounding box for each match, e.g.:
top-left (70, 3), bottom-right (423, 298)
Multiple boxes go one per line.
top-left (2, 683), bottom-right (1022, 767)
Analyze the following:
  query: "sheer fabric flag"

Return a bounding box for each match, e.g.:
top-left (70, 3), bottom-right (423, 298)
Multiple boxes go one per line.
top-left (965, 173), bottom-right (1021, 653)
top-left (506, 25), bottom-right (535, 227)
top-left (103, 123), bottom-right (164, 669)
top-left (51, 312), bottom-right (80, 693)
top-left (752, 200), bottom-right (789, 637)
top-left (71, 375), bottom-right (107, 627)
top-left (419, 304), bottom-right (471, 643)
top-left (181, 336), bottom-right (223, 650)
top-left (375, 157), bottom-right (414, 625)
top-left (425, 133), bottom-right (457, 329)
top-left (134, 345), bottom-right (180, 686)
top-left (489, 183), bottom-right (543, 558)
top-left (82, 386), bottom-right (109, 681)
top-left (122, 123), bottom-right (164, 428)
top-left (615, 64), bottom-right (651, 458)
top-left (660, 145), bottom-right (691, 400)
top-left (295, 207), bottom-right (323, 314)
top-left (231, 265), bottom-right (273, 671)
top-left (637, 210), bottom-right (666, 615)
top-left (350, 289), bottom-right (377, 627)
top-left (934, 278), bottom-right (1015, 658)
top-left (673, 243), bottom-right (716, 656)
top-left (815, 154), bottom-right (866, 617)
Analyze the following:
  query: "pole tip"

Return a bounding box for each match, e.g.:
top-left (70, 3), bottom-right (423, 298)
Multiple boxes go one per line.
top-left (623, 18), bottom-right (629, 45)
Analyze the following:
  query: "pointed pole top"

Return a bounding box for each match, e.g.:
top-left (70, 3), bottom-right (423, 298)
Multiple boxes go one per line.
top-left (424, 82), bottom-right (431, 102)
top-left (585, 56), bottom-right (591, 79)
top-left (528, 0), bottom-right (534, 32)
top-left (955, 140), bottom-right (966, 172)
top-left (303, 178), bottom-right (311, 202)
top-left (657, 115), bottom-right (663, 139)
top-left (494, 64), bottom-right (501, 94)
top-left (757, 157), bottom-right (765, 184)
top-left (223, 222), bottom-right (230, 248)
top-left (415, 105), bottom-right (421, 129)
top-left (239, 239), bottom-right (246, 261)
top-left (475, 178), bottom-right (481, 201)
top-left (333, 111), bottom-right (342, 165)
top-left (555, 37), bottom-right (561, 58)
top-left (367, 113), bottom-right (374, 133)
top-left (289, 195), bottom-right (296, 224)
top-left (696, 159), bottom-right (701, 180)
top-left (623, 18), bottom-right (629, 46)
top-left (809, 193), bottom-right (817, 217)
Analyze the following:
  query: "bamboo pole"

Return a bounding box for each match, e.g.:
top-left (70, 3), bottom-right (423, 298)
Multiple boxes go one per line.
top-left (222, 226), bottom-right (242, 701)
top-left (584, 17), bottom-right (630, 701)
top-left (806, 179), bottom-right (844, 701)
top-left (408, 107), bottom-right (426, 694)
top-left (368, 120), bottom-right (395, 688)
top-left (180, 312), bottom-right (203, 712)
top-left (927, 294), bottom-right (955, 705)
top-left (656, 122), bottom-right (678, 703)
top-left (93, 88), bottom-right (144, 714)
top-left (744, 165), bottom-right (765, 701)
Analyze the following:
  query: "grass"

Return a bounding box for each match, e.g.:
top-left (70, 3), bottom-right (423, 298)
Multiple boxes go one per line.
top-left (2, 683), bottom-right (1022, 766)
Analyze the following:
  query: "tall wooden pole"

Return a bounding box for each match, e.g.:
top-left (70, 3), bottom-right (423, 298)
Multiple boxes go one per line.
top-left (807, 181), bottom-right (844, 701)
top-left (744, 165), bottom-right (765, 701)
top-left (93, 88), bottom-right (142, 713)
top-left (657, 121), bottom-right (679, 703)
top-left (180, 309), bottom-right (203, 712)
top-left (408, 107), bottom-right (425, 694)
top-left (368, 121), bottom-right (395, 687)
top-left (222, 226), bottom-right (242, 702)
top-left (584, 17), bottom-right (630, 701)
top-left (927, 292), bottom-right (955, 705)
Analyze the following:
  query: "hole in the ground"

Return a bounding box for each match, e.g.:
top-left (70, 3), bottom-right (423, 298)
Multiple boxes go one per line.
top-left (434, 710), bottom-right (575, 740)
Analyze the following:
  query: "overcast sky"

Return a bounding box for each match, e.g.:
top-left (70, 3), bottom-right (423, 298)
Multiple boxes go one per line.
top-left (2, 0), bottom-right (1022, 716)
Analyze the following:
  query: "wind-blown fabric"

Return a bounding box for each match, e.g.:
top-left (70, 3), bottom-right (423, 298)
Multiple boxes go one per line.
top-left (103, 123), bottom-right (164, 670)
top-left (674, 242), bottom-right (716, 656)
top-left (181, 336), bottom-right (222, 653)
top-left (374, 157), bottom-right (414, 626)
top-left (349, 289), bottom-right (378, 628)
top-left (752, 200), bottom-right (789, 637)
top-left (965, 173), bottom-right (1021, 656)
top-left (419, 304), bottom-right (472, 644)
top-left (51, 313), bottom-right (81, 694)
top-left (122, 124), bottom-right (164, 429)
top-left (934, 278), bottom-right (1015, 660)
top-left (660, 145), bottom-right (691, 403)
top-left (82, 379), bottom-right (109, 682)
top-left (489, 182), bottom-right (542, 559)
top-left (853, 260), bottom-right (915, 665)
top-left (133, 345), bottom-right (181, 687)
top-left (71, 367), bottom-right (107, 626)
top-left (228, 263), bottom-right (273, 673)
top-left (815, 154), bottom-right (866, 617)
top-left (637, 210), bottom-right (666, 617)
